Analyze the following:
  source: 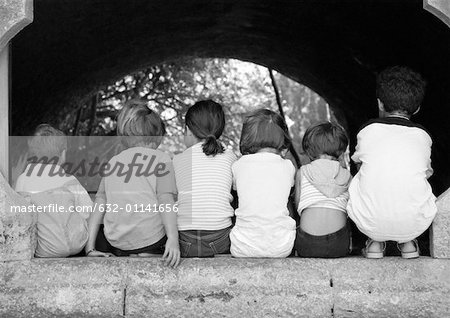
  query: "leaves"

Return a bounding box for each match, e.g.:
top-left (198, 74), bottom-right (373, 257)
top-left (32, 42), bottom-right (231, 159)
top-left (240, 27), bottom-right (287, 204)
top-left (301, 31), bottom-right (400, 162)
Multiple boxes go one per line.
top-left (59, 58), bottom-right (333, 156)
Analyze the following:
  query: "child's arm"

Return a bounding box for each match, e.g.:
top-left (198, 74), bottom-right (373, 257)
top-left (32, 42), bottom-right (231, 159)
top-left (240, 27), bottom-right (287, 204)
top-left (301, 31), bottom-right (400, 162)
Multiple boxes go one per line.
top-left (157, 158), bottom-right (180, 268)
top-left (426, 160), bottom-right (433, 179)
top-left (85, 178), bottom-right (112, 257)
top-left (70, 180), bottom-right (93, 221)
top-left (158, 193), bottom-right (180, 268)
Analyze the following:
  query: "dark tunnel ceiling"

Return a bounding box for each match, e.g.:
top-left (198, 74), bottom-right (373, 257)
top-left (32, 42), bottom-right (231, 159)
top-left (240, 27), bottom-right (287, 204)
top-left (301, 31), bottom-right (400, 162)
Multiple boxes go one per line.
top-left (11, 0), bottom-right (450, 193)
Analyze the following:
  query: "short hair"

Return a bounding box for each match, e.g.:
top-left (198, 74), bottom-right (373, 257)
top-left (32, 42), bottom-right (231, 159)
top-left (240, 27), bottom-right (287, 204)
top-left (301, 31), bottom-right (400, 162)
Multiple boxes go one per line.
top-left (239, 109), bottom-right (291, 155)
top-left (302, 122), bottom-right (348, 160)
top-left (376, 66), bottom-right (426, 115)
top-left (116, 99), bottom-right (166, 146)
top-left (28, 124), bottom-right (67, 160)
top-left (185, 100), bottom-right (225, 156)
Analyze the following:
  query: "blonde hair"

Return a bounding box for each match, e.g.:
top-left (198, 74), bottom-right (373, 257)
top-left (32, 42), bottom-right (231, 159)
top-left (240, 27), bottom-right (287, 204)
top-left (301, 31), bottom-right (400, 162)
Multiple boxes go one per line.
top-left (116, 99), bottom-right (166, 146)
top-left (28, 124), bottom-right (67, 160)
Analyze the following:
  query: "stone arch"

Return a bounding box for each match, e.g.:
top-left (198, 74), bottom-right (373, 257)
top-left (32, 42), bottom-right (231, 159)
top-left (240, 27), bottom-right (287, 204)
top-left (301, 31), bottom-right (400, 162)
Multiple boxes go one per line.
top-left (424, 0), bottom-right (450, 28)
top-left (0, 0), bottom-right (33, 51)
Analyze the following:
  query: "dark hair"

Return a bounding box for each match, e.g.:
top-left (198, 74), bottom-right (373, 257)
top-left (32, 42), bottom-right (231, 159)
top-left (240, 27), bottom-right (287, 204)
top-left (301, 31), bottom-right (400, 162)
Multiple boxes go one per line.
top-left (117, 99), bottom-right (166, 146)
top-left (28, 124), bottom-right (67, 160)
top-left (376, 66), bottom-right (426, 115)
top-left (185, 100), bottom-right (225, 156)
top-left (302, 122), bottom-right (348, 160)
top-left (239, 109), bottom-right (291, 155)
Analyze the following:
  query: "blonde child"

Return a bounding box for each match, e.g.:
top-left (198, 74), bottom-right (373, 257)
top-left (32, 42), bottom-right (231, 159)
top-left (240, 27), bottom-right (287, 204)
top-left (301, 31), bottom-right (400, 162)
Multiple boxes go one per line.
top-left (173, 100), bottom-right (237, 257)
top-left (85, 100), bottom-right (180, 267)
top-left (295, 122), bottom-right (351, 258)
top-left (15, 124), bottom-right (91, 257)
top-left (347, 66), bottom-right (437, 259)
top-left (230, 109), bottom-right (296, 258)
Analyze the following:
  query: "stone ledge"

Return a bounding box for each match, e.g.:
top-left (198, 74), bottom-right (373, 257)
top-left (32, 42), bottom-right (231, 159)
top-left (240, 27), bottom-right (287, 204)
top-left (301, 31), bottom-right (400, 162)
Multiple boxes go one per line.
top-left (1, 257), bottom-right (450, 317)
top-left (431, 188), bottom-right (450, 258)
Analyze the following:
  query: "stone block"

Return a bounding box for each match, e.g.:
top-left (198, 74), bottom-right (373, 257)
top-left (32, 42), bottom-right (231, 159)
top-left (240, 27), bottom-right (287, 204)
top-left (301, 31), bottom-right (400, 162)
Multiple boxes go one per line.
top-left (1, 258), bottom-right (450, 317)
top-left (125, 258), bottom-right (333, 318)
top-left (331, 258), bottom-right (450, 317)
top-left (0, 258), bottom-right (126, 317)
top-left (431, 188), bottom-right (450, 258)
top-left (0, 172), bottom-right (36, 261)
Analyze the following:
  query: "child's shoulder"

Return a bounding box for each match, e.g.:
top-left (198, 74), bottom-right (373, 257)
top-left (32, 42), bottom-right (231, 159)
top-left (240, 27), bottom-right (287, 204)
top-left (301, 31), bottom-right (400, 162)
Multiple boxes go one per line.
top-left (113, 146), bottom-right (171, 162)
top-left (359, 117), bottom-right (431, 137)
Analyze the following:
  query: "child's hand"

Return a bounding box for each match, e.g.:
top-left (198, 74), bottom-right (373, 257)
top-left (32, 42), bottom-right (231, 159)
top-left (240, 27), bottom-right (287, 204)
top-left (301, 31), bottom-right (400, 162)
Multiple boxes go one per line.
top-left (162, 237), bottom-right (180, 268)
top-left (86, 250), bottom-right (115, 257)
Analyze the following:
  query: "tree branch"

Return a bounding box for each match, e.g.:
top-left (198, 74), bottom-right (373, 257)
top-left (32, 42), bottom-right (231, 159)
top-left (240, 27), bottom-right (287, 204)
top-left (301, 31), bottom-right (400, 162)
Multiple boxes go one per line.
top-left (268, 68), bottom-right (301, 168)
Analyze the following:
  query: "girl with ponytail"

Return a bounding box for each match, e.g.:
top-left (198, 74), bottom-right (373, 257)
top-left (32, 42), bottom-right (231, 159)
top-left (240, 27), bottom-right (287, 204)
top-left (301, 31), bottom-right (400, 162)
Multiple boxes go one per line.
top-left (173, 100), bottom-right (237, 257)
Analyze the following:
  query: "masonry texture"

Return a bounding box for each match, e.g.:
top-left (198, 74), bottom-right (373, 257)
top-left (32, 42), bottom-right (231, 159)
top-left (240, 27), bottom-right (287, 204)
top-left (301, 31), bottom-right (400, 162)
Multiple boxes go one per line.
top-left (0, 173), bottom-right (36, 262)
top-left (431, 188), bottom-right (450, 258)
top-left (1, 257), bottom-right (450, 317)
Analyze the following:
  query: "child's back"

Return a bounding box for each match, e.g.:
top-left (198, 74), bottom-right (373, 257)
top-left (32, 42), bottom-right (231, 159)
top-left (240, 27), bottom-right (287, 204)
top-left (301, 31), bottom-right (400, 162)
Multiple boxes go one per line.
top-left (173, 100), bottom-right (236, 258)
top-left (174, 144), bottom-right (236, 231)
top-left (86, 100), bottom-right (180, 267)
top-left (230, 109), bottom-right (296, 258)
top-left (294, 123), bottom-right (351, 258)
top-left (16, 125), bottom-right (90, 257)
top-left (347, 66), bottom-right (437, 258)
top-left (98, 146), bottom-right (173, 251)
top-left (231, 152), bottom-right (295, 257)
top-left (347, 118), bottom-right (436, 242)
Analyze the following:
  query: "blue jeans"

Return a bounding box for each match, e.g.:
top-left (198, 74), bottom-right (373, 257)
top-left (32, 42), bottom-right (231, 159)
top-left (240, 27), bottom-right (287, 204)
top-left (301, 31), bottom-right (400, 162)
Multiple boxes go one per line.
top-left (107, 235), bottom-right (167, 257)
top-left (179, 226), bottom-right (232, 258)
top-left (295, 223), bottom-right (350, 258)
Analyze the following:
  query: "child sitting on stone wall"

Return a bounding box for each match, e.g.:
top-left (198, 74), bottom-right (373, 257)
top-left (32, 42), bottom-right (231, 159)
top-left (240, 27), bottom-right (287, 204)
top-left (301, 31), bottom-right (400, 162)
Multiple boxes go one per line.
top-left (15, 124), bottom-right (91, 258)
top-left (173, 100), bottom-right (237, 258)
top-left (347, 66), bottom-right (437, 259)
top-left (295, 122), bottom-right (351, 258)
top-left (85, 100), bottom-right (180, 267)
top-left (230, 109), bottom-right (296, 258)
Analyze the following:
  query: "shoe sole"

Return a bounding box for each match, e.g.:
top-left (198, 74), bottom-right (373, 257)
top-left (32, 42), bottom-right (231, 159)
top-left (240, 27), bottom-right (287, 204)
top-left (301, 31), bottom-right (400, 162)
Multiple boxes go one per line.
top-left (362, 249), bottom-right (384, 259)
top-left (401, 252), bottom-right (419, 259)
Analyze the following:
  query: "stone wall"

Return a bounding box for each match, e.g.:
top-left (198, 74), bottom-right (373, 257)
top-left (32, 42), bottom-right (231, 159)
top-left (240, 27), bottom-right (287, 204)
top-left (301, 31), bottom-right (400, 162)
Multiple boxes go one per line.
top-left (0, 0), bottom-right (32, 50)
top-left (0, 172), bottom-right (35, 261)
top-left (1, 257), bottom-right (450, 317)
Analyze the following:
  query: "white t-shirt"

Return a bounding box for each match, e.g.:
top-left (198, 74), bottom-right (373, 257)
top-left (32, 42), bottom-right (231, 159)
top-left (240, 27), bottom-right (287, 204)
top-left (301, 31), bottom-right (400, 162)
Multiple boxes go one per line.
top-left (15, 164), bottom-right (91, 257)
top-left (15, 163), bottom-right (92, 220)
top-left (347, 118), bottom-right (437, 243)
top-left (96, 147), bottom-right (176, 250)
top-left (230, 152), bottom-right (296, 257)
top-left (173, 142), bottom-right (237, 231)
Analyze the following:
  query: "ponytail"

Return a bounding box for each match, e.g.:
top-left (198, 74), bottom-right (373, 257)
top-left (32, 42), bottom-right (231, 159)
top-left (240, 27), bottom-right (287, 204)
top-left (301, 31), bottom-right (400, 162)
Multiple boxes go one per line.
top-left (202, 134), bottom-right (225, 156)
top-left (185, 100), bottom-right (226, 157)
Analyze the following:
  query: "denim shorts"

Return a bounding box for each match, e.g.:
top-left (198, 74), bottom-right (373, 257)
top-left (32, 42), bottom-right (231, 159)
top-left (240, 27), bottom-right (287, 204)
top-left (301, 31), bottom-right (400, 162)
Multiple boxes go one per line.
top-left (295, 223), bottom-right (350, 258)
top-left (107, 236), bottom-right (167, 257)
top-left (179, 226), bottom-right (232, 258)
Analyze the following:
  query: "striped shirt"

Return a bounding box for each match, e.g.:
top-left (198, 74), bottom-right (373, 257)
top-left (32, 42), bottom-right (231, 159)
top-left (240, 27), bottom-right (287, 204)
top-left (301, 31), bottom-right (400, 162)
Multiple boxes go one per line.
top-left (173, 142), bottom-right (237, 231)
top-left (297, 167), bottom-right (349, 214)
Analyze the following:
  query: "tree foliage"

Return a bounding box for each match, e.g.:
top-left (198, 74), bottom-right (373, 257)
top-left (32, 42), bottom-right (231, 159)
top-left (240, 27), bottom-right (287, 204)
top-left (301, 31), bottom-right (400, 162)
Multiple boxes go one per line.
top-left (60, 58), bottom-right (332, 156)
